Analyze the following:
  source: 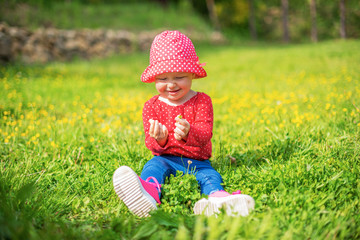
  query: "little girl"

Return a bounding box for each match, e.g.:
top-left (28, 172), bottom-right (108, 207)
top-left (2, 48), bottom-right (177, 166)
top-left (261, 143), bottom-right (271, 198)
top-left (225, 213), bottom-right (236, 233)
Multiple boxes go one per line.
top-left (113, 30), bottom-right (254, 217)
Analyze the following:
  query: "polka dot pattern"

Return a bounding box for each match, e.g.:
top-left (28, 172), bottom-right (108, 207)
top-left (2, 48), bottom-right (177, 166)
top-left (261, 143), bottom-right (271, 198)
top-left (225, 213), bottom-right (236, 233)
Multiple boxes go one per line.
top-left (142, 92), bottom-right (213, 160)
top-left (141, 30), bottom-right (207, 83)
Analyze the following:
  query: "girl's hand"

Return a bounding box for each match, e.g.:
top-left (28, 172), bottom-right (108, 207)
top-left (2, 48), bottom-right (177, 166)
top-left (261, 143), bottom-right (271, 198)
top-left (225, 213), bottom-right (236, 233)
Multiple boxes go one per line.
top-left (148, 119), bottom-right (168, 146)
top-left (174, 115), bottom-right (190, 141)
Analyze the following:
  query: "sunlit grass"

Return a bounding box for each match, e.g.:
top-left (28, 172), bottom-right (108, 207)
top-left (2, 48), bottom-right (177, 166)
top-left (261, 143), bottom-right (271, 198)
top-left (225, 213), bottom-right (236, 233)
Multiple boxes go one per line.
top-left (1, 1), bottom-right (212, 34)
top-left (1, 40), bottom-right (359, 239)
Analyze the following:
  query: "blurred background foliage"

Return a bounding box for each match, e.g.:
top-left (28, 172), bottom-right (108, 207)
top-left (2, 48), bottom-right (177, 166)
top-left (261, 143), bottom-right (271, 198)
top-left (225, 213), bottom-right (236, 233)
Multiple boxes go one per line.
top-left (1, 0), bottom-right (359, 42)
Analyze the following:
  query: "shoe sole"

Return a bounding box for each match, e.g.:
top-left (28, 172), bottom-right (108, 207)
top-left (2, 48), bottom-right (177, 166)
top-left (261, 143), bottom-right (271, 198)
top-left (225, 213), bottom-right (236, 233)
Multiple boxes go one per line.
top-left (194, 194), bottom-right (255, 217)
top-left (113, 166), bottom-right (157, 217)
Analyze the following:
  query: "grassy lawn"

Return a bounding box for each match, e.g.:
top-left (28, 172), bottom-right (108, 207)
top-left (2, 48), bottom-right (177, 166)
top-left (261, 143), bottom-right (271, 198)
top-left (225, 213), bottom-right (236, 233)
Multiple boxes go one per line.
top-left (1, 1), bottom-right (212, 34)
top-left (1, 40), bottom-right (359, 239)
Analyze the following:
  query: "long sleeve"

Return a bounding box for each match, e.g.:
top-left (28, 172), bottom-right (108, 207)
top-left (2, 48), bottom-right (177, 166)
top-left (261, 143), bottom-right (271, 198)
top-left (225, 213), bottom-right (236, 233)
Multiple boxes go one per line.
top-left (142, 97), bottom-right (167, 155)
top-left (185, 94), bottom-right (213, 147)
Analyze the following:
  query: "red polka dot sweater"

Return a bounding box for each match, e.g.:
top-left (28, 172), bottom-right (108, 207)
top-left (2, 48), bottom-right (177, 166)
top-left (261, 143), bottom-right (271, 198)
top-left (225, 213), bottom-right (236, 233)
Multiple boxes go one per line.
top-left (142, 92), bottom-right (213, 160)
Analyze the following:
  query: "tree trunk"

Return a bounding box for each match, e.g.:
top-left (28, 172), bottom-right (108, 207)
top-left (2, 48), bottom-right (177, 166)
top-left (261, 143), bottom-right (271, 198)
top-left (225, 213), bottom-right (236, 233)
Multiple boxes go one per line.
top-left (339, 0), bottom-right (346, 39)
top-left (159, 0), bottom-right (168, 8)
top-left (248, 0), bottom-right (257, 40)
top-left (281, 0), bottom-right (290, 43)
top-left (310, 0), bottom-right (318, 42)
top-left (206, 0), bottom-right (221, 31)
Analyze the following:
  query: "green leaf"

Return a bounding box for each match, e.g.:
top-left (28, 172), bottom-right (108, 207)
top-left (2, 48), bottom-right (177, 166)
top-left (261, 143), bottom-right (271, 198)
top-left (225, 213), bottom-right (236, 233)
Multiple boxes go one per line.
top-left (133, 221), bottom-right (158, 239)
top-left (151, 210), bottom-right (179, 228)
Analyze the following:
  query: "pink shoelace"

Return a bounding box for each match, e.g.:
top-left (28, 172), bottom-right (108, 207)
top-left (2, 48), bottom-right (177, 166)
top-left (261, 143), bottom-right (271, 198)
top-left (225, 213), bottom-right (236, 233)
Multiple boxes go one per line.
top-left (145, 177), bottom-right (161, 193)
top-left (232, 190), bottom-right (241, 195)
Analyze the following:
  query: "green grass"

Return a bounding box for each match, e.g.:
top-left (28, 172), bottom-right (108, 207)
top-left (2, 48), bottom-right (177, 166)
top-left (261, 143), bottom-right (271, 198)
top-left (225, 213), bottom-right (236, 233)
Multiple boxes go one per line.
top-left (1, 1), bottom-right (212, 34)
top-left (1, 40), bottom-right (360, 239)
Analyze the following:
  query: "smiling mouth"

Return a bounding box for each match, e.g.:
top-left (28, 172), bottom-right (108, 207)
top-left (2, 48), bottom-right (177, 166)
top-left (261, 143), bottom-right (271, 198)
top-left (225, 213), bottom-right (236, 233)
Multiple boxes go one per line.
top-left (168, 89), bottom-right (180, 95)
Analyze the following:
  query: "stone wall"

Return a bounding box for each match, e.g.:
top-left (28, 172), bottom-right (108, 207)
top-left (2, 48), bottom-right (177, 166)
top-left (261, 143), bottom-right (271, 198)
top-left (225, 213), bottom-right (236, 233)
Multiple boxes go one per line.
top-left (0, 23), bottom-right (225, 64)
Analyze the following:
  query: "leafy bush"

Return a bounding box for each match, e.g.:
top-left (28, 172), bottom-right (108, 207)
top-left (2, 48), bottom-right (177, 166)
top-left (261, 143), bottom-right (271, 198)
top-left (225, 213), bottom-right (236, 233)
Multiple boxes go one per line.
top-left (161, 171), bottom-right (202, 215)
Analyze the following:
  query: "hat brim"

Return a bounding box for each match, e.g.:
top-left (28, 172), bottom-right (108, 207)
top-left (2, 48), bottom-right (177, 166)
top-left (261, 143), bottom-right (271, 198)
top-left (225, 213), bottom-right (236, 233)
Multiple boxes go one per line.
top-left (141, 59), bottom-right (207, 83)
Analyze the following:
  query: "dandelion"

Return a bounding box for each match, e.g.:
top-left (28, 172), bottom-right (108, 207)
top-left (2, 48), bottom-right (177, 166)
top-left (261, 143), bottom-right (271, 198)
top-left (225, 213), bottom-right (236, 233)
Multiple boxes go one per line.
top-left (50, 141), bottom-right (57, 148)
top-left (90, 137), bottom-right (95, 143)
top-left (4, 82), bottom-right (10, 90)
top-left (236, 118), bottom-right (242, 125)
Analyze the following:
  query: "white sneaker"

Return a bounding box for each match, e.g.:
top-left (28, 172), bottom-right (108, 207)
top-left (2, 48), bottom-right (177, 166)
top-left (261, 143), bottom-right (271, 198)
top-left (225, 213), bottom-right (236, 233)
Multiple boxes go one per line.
top-left (194, 194), bottom-right (255, 217)
top-left (113, 166), bottom-right (161, 217)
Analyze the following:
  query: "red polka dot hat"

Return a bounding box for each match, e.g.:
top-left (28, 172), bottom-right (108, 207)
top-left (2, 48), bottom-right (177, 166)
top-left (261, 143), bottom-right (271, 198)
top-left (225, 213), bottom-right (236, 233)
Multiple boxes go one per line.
top-left (141, 30), bottom-right (207, 83)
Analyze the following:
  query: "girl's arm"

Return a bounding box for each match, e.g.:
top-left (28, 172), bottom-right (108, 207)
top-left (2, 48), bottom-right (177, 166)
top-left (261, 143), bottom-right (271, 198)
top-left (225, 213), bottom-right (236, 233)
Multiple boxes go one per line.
top-left (142, 101), bottom-right (168, 153)
top-left (148, 119), bottom-right (168, 147)
top-left (185, 94), bottom-right (213, 147)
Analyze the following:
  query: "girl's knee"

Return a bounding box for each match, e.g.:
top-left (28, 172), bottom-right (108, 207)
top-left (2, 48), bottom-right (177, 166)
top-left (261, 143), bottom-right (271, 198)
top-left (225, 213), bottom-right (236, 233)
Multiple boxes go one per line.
top-left (196, 171), bottom-right (223, 186)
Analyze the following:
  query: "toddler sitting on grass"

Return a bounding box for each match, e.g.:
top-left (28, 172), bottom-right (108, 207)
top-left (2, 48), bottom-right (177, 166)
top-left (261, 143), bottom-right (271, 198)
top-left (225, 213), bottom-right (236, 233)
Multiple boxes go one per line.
top-left (113, 30), bottom-right (255, 217)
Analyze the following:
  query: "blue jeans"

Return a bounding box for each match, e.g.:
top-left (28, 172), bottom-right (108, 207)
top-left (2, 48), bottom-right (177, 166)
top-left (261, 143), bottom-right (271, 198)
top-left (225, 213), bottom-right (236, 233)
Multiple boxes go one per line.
top-left (140, 155), bottom-right (224, 197)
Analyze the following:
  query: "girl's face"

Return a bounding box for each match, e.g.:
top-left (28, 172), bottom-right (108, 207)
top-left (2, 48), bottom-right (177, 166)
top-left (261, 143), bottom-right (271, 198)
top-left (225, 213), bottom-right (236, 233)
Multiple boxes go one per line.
top-left (155, 72), bottom-right (194, 105)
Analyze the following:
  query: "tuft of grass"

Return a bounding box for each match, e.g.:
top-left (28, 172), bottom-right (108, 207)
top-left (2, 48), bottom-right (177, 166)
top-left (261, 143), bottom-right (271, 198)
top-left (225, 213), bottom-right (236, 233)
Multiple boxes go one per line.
top-left (1, 40), bottom-right (360, 239)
